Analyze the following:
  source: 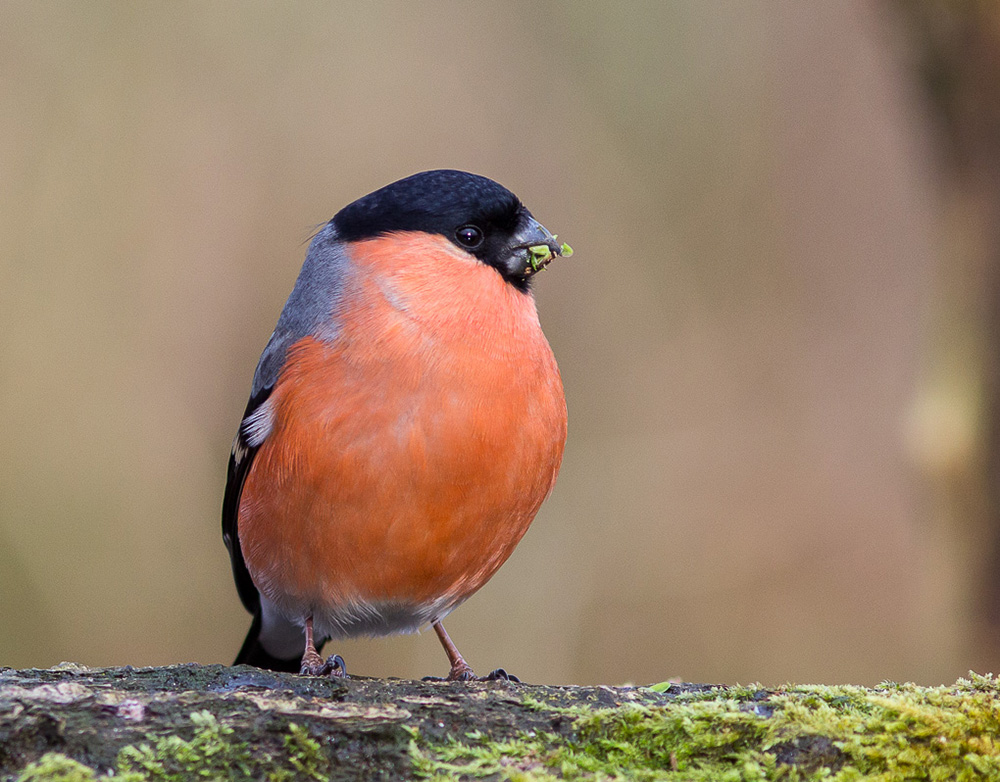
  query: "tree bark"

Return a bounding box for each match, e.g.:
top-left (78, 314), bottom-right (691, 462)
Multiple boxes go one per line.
top-left (3, 664), bottom-right (1000, 780)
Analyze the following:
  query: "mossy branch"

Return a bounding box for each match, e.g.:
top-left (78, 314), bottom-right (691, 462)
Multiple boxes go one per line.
top-left (2, 664), bottom-right (1000, 780)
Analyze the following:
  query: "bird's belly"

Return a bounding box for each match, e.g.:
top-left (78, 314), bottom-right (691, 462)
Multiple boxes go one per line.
top-left (238, 332), bottom-right (565, 638)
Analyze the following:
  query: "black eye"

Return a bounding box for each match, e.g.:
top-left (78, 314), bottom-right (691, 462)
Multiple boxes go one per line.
top-left (455, 225), bottom-right (484, 249)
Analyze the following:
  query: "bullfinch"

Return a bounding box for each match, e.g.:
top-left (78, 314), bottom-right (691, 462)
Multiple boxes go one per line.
top-left (223, 169), bottom-right (569, 680)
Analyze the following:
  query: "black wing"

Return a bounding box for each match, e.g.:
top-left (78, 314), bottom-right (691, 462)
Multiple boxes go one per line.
top-left (222, 385), bottom-right (273, 615)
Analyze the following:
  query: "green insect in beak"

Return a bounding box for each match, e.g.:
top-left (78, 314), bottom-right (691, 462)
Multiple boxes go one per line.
top-left (526, 237), bottom-right (574, 273)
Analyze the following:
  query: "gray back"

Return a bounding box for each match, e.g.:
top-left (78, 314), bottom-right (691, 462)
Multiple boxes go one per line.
top-left (251, 222), bottom-right (350, 397)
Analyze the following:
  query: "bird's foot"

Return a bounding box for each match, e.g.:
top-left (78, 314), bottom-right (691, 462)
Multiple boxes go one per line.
top-left (426, 621), bottom-right (520, 682)
top-left (482, 668), bottom-right (520, 682)
top-left (446, 659), bottom-right (477, 681)
top-left (423, 665), bottom-right (520, 683)
top-left (300, 652), bottom-right (348, 679)
top-left (476, 668), bottom-right (521, 684)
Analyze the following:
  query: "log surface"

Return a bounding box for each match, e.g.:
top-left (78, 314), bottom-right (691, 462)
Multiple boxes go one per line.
top-left (3, 664), bottom-right (999, 780)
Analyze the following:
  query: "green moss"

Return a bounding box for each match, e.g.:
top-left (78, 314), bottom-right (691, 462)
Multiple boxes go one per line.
top-left (16, 754), bottom-right (98, 782)
top-left (281, 723), bottom-right (329, 781)
top-left (14, 712), bottom-right (331, 782)
top-left (15, 673), bottom-right (1000, 780)
top-left (408, 674), bottom-right (1000, 781)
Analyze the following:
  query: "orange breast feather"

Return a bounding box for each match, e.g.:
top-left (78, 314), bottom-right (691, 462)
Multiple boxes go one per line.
top-left (238, 233), bottom-right (566, 630)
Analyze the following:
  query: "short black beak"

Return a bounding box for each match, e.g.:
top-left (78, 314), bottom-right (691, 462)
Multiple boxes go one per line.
top-left (505, 214), bottom-right (563, 279)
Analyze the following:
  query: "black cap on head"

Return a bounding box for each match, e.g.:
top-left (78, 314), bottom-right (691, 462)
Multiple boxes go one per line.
top-left (332, 169), bottom-right (555, 291)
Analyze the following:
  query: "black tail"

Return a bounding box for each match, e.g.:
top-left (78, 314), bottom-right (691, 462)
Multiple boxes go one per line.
top-left (233, 611), bottom-right (301, 673)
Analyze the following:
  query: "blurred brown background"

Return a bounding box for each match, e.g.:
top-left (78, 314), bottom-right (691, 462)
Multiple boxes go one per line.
top-left (3, 1), bottom-right (1000, 686)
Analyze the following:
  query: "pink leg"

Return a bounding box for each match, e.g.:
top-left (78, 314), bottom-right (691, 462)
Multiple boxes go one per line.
top-left (433, 621), bottom-right (476, 680)
top-left (299, 616), bottom-right (347, 678)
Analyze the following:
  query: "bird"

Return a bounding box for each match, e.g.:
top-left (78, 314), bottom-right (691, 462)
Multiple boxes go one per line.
top-left (222, 169), bottom-right (569, 680)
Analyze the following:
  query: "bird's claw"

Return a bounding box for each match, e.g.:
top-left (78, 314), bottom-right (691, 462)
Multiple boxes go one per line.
top-left (447, 661), bottom-right (477, 681)
top-left (323, 654), bottom-right (348, 678)
top-left (422, 665), bottom-right (520, 683)
top-left (483, 668), bottom-right (520, 682)
top-left (300, 653), bottom-right (348, 679)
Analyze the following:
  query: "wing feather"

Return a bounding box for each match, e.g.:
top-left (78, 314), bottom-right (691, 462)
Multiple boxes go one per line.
top-left (222, 386), bottom-right (273, 614)
top-left (222, 223), bottom-right (348, 617)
